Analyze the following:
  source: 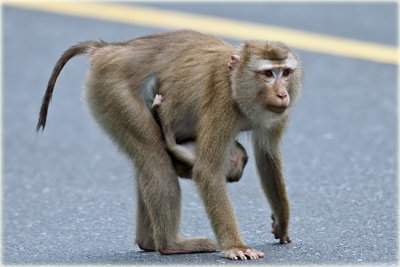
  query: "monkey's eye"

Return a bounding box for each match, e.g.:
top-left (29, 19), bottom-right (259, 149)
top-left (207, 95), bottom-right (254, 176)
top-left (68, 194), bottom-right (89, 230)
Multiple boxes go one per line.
top-left (282, 69), bottom-right (291, 77)
top-left (263, 70), bottom-right (274, 78)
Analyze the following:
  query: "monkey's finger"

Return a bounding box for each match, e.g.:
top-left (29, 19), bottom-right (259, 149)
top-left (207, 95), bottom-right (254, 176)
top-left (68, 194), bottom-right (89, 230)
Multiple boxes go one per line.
top-left (225, 253), bottom-right (238, 260)
top-left (244, 249), bottom-right (258, 260)
top-left (247, 254), bottom-right (258, 260)
top-left (238, 251), bottom-right (247, 260)
top-left (245, 248), bottom-right (265, 260)
top-left (223, 249), bottom-right (248, 260)
top-left (272, 230), bottom-right (279, 239)
top-left (256, 250), bottom-right (265, 258)
top-left (279, 236), bottom-right (292, 244)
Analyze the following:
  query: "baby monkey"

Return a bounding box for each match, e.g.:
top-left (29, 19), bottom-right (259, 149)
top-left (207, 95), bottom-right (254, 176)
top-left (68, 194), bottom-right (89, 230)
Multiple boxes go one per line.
top-left (152, 94), bottom-right (248, 182)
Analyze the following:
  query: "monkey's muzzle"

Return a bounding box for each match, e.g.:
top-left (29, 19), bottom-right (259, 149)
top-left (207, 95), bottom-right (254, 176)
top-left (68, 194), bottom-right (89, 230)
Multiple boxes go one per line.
top-left (266, 105), bottom-right (287, 114)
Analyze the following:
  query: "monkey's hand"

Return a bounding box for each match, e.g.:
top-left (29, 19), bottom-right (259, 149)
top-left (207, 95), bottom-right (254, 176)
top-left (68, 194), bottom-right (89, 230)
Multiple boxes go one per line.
top-left (271, 215), bottom-right (292, 244)
top-left (152, 94), bottom-right (164, 108)
top-left (221, 247), bottom-right (265, 260)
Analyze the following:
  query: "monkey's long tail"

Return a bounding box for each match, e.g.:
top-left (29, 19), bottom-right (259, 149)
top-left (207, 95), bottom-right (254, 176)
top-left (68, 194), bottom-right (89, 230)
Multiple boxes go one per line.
top-left (36, 40), bottom-right (107, 132)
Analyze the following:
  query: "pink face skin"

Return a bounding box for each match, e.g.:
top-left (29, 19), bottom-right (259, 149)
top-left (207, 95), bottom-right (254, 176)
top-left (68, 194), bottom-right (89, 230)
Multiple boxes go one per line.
top-left (229, 55), bottom-right (296, 114)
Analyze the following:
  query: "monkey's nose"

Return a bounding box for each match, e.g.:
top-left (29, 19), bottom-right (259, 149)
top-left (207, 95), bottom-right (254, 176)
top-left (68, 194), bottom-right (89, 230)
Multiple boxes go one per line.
top-left (275, 94), bottom-right (290, 108)
top-left (277, 92), bottom-right (288, 99)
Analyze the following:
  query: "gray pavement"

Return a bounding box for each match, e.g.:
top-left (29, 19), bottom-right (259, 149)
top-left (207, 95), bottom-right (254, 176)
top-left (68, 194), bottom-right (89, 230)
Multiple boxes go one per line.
top-left (3, 3), bottom-right (398, 265)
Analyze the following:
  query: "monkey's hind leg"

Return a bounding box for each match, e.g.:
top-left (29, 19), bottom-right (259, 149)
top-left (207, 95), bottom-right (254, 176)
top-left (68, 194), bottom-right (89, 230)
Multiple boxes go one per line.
top-left (133, 137), bottom-right (216, 255)
top-left (135, 182), bottom-right (156, 251)
top-left (88, 89), bottom-right (216, 255)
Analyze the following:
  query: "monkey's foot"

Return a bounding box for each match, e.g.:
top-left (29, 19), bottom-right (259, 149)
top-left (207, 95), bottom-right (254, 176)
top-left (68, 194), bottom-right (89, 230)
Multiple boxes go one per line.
top-left (158, 237), bottom-right (217, 255)
top-left (222, 247), bottom-right (265, 260)
top-left (271, 215), bottom-right (292, 244)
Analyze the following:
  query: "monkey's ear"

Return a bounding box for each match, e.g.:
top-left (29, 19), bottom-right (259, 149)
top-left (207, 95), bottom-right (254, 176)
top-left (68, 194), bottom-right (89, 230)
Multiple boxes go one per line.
top-left (229, 55), bottom-right (240, 71)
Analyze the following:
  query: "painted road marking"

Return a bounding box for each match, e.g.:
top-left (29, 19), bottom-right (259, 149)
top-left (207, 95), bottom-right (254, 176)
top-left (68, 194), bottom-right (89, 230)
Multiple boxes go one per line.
top-left (5, 1), bottom-right (398, 64)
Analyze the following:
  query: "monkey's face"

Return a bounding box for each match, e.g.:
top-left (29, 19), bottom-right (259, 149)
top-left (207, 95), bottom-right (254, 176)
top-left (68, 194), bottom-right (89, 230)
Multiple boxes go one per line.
top-left (231, 48), bottom-right (302, 126)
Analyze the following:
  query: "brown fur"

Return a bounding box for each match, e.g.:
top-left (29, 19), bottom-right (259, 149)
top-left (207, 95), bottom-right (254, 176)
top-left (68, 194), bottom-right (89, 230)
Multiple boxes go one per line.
top-left (37, 30), bottom-right (302, 260)
top-left (151, 94), bottom-right (248, 181)
top-left (169, 140), bottom-right (248, 182)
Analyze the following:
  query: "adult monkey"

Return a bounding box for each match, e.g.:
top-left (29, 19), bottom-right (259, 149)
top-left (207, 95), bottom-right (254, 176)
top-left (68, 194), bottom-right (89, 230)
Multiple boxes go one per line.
top-left (37, 30), bottom-right (302, 260)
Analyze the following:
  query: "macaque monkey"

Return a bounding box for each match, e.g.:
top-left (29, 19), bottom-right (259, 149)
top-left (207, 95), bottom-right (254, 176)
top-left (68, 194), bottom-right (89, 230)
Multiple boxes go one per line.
top-left (151, 94), bottom-right (248, 182)
top-left (37, 30), bottom-right (302, 260)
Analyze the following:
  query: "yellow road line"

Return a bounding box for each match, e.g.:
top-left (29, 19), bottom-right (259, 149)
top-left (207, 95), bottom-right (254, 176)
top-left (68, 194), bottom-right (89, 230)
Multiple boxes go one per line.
top-left (5, 1), bottom-right (398, 64)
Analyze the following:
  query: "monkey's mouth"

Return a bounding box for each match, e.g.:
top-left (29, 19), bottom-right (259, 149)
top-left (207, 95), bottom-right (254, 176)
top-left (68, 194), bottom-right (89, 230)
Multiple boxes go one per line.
top-left (266, 105), bottom-right (287, 114)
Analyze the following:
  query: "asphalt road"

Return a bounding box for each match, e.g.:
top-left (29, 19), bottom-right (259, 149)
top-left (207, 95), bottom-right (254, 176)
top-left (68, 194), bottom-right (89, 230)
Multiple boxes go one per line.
top-left (3, 2), bottom-right (398, 265)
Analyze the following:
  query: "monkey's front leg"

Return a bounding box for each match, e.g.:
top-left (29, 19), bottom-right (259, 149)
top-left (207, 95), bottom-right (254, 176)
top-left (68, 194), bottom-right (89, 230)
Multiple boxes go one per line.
top-left (193, 164), bottom-right (264, 260)
top-left (193, 116), bottom-right (264, 260)
top-left (271, 214), bottom-right (292, 244)
top-left (252, 127), bottom-right (292, 244)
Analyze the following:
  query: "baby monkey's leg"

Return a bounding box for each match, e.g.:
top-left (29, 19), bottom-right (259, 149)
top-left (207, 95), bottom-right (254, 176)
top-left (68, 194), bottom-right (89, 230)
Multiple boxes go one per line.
top-left (152, 94), bottom-right (196, 166)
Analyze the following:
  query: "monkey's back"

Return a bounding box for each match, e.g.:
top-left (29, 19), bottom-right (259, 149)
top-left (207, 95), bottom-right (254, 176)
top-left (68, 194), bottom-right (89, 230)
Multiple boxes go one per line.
top-left (138, 31), bottom-right (236, 140)
top-left (85, 30), bottom-right (236, 142)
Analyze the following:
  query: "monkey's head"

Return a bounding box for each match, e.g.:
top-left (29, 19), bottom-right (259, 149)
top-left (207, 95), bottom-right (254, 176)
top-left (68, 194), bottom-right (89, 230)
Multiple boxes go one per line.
top-left (229, 41), bottom-right (302, 126)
